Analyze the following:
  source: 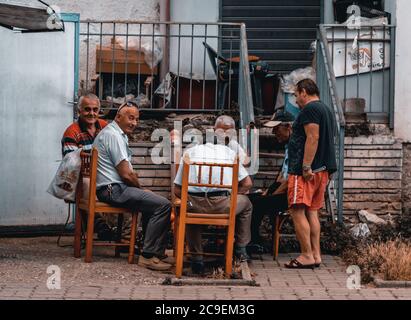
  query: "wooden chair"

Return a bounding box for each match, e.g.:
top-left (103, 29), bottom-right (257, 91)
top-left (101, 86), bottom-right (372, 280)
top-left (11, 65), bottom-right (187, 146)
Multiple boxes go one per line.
top-left (174, 154), bottom-right (240, 278)
top-left (73, 147), bottom-right (138, 264)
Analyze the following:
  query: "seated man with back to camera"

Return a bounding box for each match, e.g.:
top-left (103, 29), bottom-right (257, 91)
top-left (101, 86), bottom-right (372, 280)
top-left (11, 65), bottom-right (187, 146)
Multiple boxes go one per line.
top-left (173, 118), bottom-right (253, 275)
top-left (93, 101), bottom-right (172, 271)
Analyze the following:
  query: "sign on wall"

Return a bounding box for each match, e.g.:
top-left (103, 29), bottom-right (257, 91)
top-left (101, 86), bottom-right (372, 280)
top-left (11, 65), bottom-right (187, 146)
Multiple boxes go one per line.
top-left (327, 28), bottom-right (391, 77)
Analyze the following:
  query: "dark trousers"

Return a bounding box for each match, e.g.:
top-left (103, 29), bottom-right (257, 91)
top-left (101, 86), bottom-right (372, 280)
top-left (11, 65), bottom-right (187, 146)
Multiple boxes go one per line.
top-left (248, 191), bottom-right (288, 244)
top-left (97, 183), bottom-right (171, 257)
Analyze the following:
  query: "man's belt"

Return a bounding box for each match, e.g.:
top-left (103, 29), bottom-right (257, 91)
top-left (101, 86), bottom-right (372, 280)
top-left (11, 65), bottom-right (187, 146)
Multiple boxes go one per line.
top-left (188, 191), bottom-right (230, 198)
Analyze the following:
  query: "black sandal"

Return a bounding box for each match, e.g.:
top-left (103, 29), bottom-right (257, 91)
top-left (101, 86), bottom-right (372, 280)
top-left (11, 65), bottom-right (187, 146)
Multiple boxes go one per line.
top-left (284, 258), bottom-right (315, 269)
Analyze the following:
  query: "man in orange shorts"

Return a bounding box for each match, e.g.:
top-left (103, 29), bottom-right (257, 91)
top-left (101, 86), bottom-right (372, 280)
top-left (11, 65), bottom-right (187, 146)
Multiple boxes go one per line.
top-left (285, 79), bottom-right (337, 269)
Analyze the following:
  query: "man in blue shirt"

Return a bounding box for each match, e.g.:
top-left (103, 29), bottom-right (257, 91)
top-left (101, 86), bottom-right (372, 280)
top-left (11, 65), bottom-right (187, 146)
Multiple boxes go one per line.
top-left (247, 110), bottom-right (295, 253)
top-left (94, 101), bottom-right (172, 271)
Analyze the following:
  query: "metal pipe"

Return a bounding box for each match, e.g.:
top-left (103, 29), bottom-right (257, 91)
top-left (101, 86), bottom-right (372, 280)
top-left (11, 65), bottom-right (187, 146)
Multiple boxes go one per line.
top-left (150, 23), bottom-right (155, 109)
top-left (176, 24), bottom-right (181, 109)
top-left (86, 22), bottom-right (89, 92)
top-left (98, 22), bottom-right (103, 100)
top-left (138, 23), bottom-right (142, 96)
top-left (81, 20), bottom-right (242, 26)
top-left (369, 26), bottom-right (373, 114)
top-left (111, 22), bottom-right (116, 109)
top-left (389, 27), bottom-right (396, 129)
top-left (124, 23), bottom-right (129, 96)
top-left (202, 25), bottom-right (208, 110)
top-left (189, 24), bottom-right (194, 110)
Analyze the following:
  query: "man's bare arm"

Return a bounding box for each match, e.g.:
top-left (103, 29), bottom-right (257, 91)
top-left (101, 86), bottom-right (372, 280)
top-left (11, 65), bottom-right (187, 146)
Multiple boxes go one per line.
top-left (238, 176), bottom-right (253, 194)
top-left (303, 123), bottom-right (320, 167)
top-left (116, 160), bottom-right (141, 188)
top-left (272, 179), bottom-right (288, 195)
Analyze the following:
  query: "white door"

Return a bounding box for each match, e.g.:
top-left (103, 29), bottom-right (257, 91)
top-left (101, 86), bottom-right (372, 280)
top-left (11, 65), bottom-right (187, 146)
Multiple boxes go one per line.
top-left (0, 20), bottom-right (77, 226)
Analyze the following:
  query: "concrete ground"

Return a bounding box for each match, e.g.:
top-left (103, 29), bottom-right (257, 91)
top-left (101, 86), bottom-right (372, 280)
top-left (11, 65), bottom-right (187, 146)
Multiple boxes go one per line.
top-left (0, 236), bottom-right (410, 300)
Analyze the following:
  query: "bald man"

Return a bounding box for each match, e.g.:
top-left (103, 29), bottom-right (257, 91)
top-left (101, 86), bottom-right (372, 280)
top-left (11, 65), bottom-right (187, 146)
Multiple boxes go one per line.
top-left (93, 101), bottom-right (172, 272)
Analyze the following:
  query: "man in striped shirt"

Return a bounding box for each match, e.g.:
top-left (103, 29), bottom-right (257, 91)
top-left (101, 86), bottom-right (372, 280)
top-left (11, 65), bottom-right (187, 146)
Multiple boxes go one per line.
top-left (61, 93), bottom-right (112, 240)
top-left (61, 93), bottom-right (107, 156)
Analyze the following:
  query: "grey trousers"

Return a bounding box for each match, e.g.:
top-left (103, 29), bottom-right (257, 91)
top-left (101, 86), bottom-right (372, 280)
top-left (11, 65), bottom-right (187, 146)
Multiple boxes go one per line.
top-left (96, 183), bottom-right (171, 256)
top-left (186, 194), bottom-right (252, 259)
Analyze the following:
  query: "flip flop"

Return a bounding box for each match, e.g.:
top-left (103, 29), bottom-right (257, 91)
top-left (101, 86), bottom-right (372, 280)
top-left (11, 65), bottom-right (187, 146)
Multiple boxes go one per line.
top-left (284, 258), bottom-right (315, 269)
top-left (314, 263), bottom-right (321, 268)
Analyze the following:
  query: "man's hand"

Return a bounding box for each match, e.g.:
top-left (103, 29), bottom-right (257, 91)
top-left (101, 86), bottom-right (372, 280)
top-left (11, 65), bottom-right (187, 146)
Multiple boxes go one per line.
top-left (303, 168), bottom-right (315, 181)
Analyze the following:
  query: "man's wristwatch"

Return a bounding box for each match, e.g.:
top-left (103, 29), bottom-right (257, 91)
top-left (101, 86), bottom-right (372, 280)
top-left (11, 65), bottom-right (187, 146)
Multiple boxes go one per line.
top-left (302, 165), bottom-right (311, 171)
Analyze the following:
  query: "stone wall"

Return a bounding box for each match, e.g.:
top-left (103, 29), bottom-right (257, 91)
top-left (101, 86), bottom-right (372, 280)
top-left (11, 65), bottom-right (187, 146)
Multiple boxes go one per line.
top-left (130, 121), bottom-right (406, 221)
top-left (401, 143), bottom-right (411, 213)
top-left (343, 135), bottom-right (403, 220)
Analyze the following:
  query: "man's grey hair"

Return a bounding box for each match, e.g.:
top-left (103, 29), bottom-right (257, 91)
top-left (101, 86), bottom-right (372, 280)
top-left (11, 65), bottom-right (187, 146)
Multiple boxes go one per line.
top-left (214, 115), bottom-right (236, 129)
top-left (78, 93), bottom-right (101, 110)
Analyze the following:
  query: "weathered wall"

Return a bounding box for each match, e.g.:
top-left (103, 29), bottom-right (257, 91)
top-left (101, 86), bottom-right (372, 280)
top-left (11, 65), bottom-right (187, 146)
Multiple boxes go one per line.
top-left (401, 143), bottom-right (411, 212)
top-left (393, 0), bottom-right (411, 142)
top-left (2, 0), bottom-right (161, 93)
top-left (2, 0), bottom-right (159, 20)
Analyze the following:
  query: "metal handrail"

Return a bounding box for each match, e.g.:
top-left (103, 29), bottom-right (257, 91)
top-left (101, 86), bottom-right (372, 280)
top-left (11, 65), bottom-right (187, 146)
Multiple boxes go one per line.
top-left (238, 23), bottom-right (255, 129)
top-left (317, 25), bottom-right (346, 224)
top-left (318, 26), bottom-right (346, 129)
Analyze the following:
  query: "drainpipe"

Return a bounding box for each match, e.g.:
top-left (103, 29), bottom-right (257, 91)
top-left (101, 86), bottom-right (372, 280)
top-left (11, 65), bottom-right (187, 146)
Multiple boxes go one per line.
top-left (159, 0), bottom-right (170, 87)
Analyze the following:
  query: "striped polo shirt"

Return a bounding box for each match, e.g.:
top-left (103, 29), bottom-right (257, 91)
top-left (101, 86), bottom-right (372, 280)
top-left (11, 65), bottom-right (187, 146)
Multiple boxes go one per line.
top-left (61, 118), bottom-right (108, 157)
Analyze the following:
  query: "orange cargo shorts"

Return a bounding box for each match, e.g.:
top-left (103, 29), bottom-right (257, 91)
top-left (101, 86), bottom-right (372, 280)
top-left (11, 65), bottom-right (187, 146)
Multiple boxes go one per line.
top-left (288, 171), bottom-right (329, 211)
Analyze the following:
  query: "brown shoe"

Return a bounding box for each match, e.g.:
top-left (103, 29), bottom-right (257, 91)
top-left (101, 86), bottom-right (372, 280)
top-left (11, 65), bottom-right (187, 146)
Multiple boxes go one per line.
top-left (160, 254), bottom-right (175, 265)
top-left (138, 256), bottom-right (172, 271)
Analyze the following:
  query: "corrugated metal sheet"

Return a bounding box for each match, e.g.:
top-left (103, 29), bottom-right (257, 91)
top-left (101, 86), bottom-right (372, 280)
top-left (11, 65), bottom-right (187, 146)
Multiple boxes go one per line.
top-left (0, 21), bottom-right (76, 226)
top-left (221, 0), bottom-right (321, 73)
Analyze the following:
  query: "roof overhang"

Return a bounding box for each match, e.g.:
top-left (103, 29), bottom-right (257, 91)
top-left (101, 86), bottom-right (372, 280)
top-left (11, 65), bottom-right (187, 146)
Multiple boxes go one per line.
top-left (0, 2), bottom-right (64, 32)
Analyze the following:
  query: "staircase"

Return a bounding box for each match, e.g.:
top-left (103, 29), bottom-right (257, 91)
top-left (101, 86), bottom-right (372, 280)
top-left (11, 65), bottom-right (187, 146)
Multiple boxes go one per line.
top-left (221, 0), bottom-right (321, 74)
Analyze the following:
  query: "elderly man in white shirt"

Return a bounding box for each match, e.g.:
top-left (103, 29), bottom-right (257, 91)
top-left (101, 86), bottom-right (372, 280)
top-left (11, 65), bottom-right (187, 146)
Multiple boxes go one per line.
top-left (174, 118), bottom-right (253, 275)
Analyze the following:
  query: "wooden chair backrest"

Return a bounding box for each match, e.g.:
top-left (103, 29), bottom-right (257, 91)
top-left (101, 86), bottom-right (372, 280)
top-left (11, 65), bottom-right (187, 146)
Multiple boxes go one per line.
top-left (76, 148), bottom-right (98, 209)
top-left (179, 153), bottom-right (240, 219)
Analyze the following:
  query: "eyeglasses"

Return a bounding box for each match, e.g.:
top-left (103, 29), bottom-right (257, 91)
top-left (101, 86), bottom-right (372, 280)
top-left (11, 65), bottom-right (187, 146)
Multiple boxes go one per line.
top-left (117, 101), bottom-right (138, 113)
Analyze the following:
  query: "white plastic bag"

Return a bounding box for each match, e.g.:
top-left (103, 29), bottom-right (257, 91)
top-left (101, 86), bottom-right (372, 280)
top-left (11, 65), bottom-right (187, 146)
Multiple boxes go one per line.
top-left (281, 66), bottom-right (316, 93)
top-left (116, 30), bottom-right (164, 69)
top-left (47, 149), bottom-right (82, 202)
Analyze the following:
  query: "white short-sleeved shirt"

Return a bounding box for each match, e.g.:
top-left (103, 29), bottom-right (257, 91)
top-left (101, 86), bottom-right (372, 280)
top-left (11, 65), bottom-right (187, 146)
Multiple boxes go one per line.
top-left (227, 139), bottom-right (247, 165)
top-left (174, 143), bottom-right (249, 193)
top-left (93, 121), bottom-right (132, 188)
